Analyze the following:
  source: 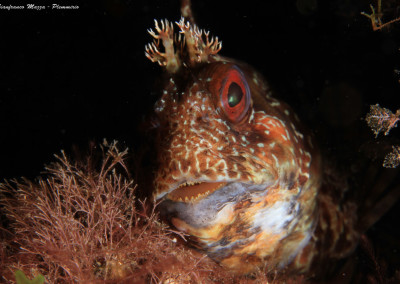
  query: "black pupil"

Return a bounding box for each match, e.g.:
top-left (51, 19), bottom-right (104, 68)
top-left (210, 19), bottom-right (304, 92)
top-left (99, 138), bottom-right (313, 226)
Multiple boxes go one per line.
top-left (227, 82), bottom-right (243, 107)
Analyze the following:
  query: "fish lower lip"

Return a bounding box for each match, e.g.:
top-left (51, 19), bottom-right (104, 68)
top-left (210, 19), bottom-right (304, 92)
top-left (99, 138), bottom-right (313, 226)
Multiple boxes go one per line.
top-left (167, 181), bottom-right (228, 202)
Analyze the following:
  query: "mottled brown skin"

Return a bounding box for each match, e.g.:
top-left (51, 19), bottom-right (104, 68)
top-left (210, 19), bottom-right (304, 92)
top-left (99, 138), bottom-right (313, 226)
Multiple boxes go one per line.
top-left (145, 17), bottom-right (359, 277)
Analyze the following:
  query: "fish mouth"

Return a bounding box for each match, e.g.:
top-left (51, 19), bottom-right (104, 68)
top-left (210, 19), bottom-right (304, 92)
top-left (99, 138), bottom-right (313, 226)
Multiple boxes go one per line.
top-left (167, 181), bottom-right (228, 202)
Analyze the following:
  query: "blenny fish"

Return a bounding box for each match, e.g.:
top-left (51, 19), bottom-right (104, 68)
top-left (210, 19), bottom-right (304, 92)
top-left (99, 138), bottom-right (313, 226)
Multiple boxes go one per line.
top-left (145, 2), bottom-right (358, 276)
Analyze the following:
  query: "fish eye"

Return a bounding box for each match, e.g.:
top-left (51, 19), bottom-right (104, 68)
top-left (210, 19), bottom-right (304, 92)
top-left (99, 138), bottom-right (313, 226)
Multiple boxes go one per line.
top-left (220, 66), bottom-right (251, 123)
top-left (227, 82), bottom-right (243, 107)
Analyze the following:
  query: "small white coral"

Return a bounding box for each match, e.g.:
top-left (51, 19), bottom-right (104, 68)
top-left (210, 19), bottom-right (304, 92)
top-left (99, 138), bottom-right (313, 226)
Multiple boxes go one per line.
top-left (383, 145), bottom-right (400, 168)
top-left (365, 104), bottom-right (400, 137)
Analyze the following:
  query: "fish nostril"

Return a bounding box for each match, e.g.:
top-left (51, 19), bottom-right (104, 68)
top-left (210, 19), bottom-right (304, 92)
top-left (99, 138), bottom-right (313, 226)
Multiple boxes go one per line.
top-left (197, 115), bottom-right (209, 123)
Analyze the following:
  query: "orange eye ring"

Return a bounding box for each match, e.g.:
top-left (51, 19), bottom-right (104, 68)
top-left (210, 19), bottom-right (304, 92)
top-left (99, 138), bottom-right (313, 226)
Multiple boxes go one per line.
top-left (220, 66), bottom-right (251, 123)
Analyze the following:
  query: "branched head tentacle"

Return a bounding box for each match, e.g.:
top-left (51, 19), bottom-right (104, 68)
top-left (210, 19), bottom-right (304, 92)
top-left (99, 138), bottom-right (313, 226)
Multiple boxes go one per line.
top-left (145, 19), bottom-right (180, 73)
top-left (145, 17), bottom-right (222, 74)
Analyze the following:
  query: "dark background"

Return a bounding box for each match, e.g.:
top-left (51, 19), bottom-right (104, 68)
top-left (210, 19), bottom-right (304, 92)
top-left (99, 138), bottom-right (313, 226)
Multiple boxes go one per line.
top-left (0, 0), bottom-right (399, 279)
